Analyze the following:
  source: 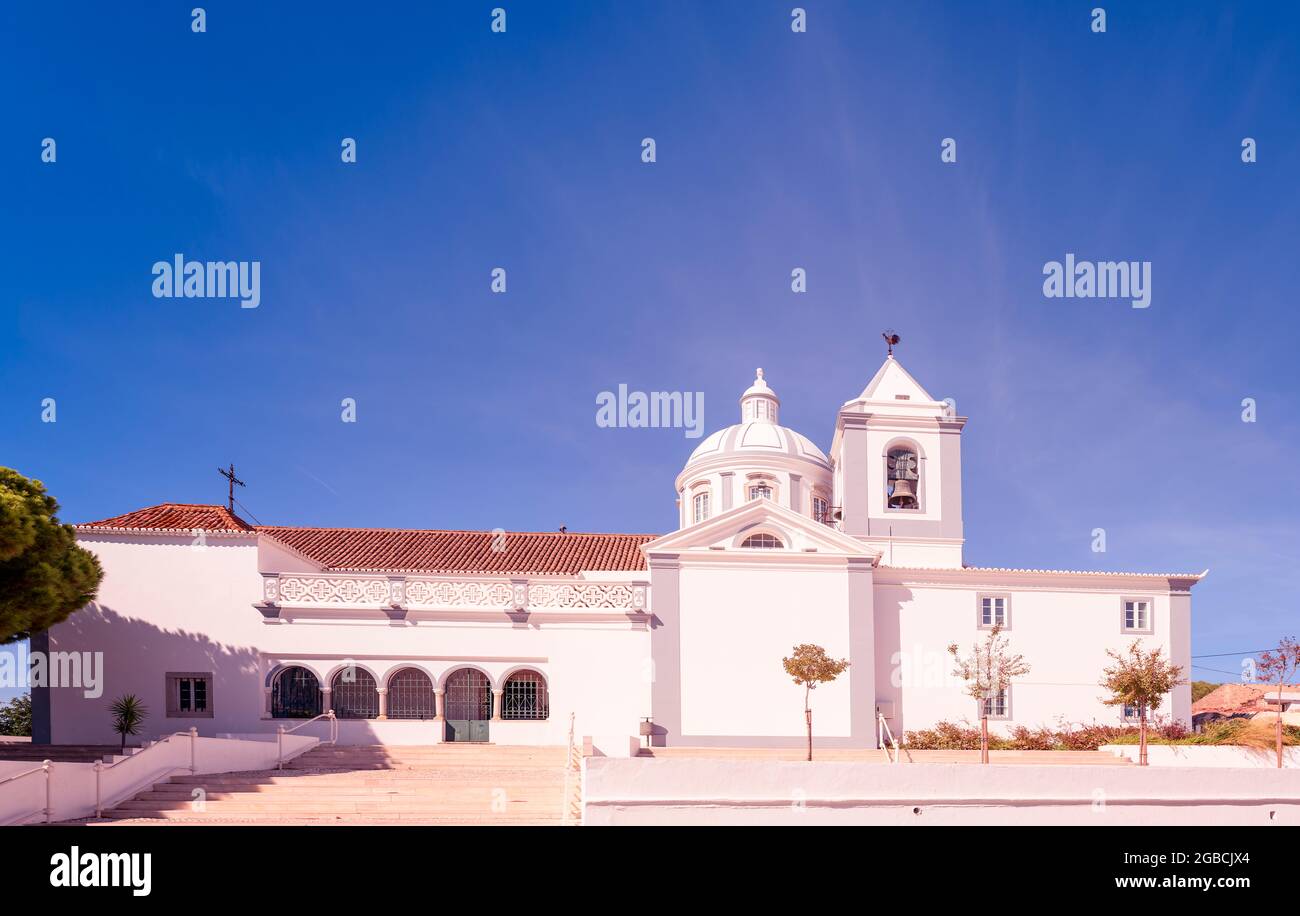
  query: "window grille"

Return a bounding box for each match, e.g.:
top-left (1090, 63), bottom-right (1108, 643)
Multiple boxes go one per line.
top-left (272, 666), bottom-right (322, 719)
top-left (740, 533), bottom-right (783, 549)
top-left (331, 668), bottom-right (378, 719)
top-left (387, 667), bottom-right (436, 719)
top-left (502, 670), bottom-right (550, 720)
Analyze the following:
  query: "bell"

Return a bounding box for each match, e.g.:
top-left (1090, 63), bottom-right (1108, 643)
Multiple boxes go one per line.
top-left (889, 478), bottom-right (917, 507)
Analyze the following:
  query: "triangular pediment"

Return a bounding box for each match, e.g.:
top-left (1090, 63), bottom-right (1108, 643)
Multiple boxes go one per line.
top-left (643, 499), bottom-right (879, 560)
top-left (852, 357), bottom-right (940, 406)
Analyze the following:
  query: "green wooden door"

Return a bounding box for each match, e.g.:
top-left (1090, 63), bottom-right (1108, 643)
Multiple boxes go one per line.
top-left (444, 668), bottom-right (492, 742)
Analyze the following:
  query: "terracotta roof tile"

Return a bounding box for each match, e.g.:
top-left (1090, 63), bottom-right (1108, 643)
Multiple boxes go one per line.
top-left (258, 526), bottom-right (654, 575)
top-left (77, 504), bottom-right (654, 575)
top-left (78, 503), bottom-right (254, 532)
top-left (1193, 683), bottom-right (1300, 715)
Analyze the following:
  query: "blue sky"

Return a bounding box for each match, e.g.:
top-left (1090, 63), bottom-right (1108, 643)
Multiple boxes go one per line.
top-left (2, 1), bottom-right (1298, 701)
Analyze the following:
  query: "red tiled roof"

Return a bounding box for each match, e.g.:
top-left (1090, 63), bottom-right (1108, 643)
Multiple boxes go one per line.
top-left (77, 504), bottom-right (654, 575)
top-left (258, 526), bottom-right (654, 575)
top-left (1193, 683), bottom-right (1300, 715)
top-left (78, 503), bottom-right (254, 532)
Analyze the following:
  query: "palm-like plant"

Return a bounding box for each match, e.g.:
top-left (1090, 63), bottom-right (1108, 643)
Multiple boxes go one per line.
top-left (109, 694), bottom-right (148, 750)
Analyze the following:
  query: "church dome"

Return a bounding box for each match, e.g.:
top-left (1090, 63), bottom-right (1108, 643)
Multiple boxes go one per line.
top-left (674, 369), bottom-right (833, 529)
top-left (680, 369), bottom-right (831, 476)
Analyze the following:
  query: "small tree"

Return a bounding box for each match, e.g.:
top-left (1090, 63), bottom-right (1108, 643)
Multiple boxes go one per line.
top-left (0, 467), bottom-right (104, 643)
top-left (782, 644), bottom-right (849, 761)
top-left (0, 693), bottom-right (32, 737)
top-left (109, 694), bottom-right (148, 750)
top-left (1257, 637), bottom-right (1300, 769)
top-left (1099, 641), bottom-right (1185, 766)
top-left (948, 625), bottom-right (1030, 763)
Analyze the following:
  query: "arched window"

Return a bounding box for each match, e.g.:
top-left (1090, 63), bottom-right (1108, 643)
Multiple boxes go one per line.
top-left (271, 666), bottom-right (321, 719)
top-left (692, 491), bottom-right (710, 524)
top-left (503, 670), bottom-right (550, 720)
top-left (886, 447), bottom-right (920, 509)
top-left (387, 667), bottom-right (435, 719)
top-left (331, 668), bottom-right (378, 719)
top-left (740, 533), bottom-right (784, 549)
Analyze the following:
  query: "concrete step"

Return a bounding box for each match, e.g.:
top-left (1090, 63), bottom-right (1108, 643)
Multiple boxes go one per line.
top-left (112, 800), bottom-right (564, 813)
top-left (152, 783), bottom-right (565, 796)
top-left (93, 811), bottom-right (563, 825)
top-left (94, 744), bottom-right (576, 825)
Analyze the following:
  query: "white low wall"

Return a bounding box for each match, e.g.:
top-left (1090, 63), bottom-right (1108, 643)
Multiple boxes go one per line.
top-left (583, 757), bottom-right (1300, 825)
top-left (0, 732), bottom-right (317, 825)
top-left (1100, 744), bottom-right (1300, 768)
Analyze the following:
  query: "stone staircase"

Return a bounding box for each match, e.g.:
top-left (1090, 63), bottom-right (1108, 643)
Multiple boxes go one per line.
top-left (91, 744), bottom-right (574, 825)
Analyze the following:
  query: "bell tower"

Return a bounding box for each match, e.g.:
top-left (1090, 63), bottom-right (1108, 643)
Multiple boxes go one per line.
top-left (829, 353), bottom-right (966, 568)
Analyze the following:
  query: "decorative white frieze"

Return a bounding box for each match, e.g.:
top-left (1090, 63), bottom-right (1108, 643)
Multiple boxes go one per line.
top-left (528, 582), bottom-right (639, 609)
top-left (276, 575), bottom-right (390, 607)
top-left (265, 573), bottom-right (648, 613)
top-left (403, 579), bottom-right (514, 610)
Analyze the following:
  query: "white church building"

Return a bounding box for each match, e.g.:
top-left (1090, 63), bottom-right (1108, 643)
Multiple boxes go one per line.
top-left (35, 357), bottom-right (1202, 752)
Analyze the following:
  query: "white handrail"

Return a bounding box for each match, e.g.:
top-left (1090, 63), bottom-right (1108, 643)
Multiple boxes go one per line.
top-left (877, 711), bottom-right (901, 764)
top-left (93, 728), bottom-right (199, 819)
top-left (562, 712), bottom-right (578, 826)
top-left (0, 760), bottom-right (52, 824)
top-left (278, 710), bottom-right (337, 769)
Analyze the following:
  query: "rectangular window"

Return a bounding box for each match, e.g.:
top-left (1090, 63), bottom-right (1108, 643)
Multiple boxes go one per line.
top-left (978, 594), bottom-right (1009, 629)
top-left (812, 496), bottom-right (829, 524)
top-left (1122, 598), bottom-right (1151, 633)
top-left (166, 672), bottom-right (214, 718)
top-left (1122, 703), bottom-right (1142, 722)
top-left (692, 492), bottom-right (710, 524)
top-left (748, 485), bottom-right (772, 501)
top-left (982, 689), bottom-right (1009, 719)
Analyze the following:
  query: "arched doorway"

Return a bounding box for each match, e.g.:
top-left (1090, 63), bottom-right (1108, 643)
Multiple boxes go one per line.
top-left (444, 668), bottom-right (492, 742)
top-left (271, 666), bottom-right (322, 719)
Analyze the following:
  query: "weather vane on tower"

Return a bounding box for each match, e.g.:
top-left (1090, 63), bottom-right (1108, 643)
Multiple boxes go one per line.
top-left (882, 330), bottom-right (901, 357)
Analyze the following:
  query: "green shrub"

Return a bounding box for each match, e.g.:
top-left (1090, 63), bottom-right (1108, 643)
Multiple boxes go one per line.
top-left (902, 718), bottom-right (1197, 751)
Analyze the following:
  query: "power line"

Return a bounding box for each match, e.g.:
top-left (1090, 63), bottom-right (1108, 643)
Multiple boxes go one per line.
top-left (1192, 650), bottom-right (1270, 659)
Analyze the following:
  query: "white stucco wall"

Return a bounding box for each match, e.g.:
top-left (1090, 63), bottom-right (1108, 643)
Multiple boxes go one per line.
top-left (677, 561), bottom-right (854, 738)
top-left (44, 533), bottom-right (651, 748)
top-left (874, 573), bottom-right (1192, 734)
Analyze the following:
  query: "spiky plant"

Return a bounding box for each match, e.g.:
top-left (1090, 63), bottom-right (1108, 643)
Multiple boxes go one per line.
top-left (109, 694), bottom-right (148, 751)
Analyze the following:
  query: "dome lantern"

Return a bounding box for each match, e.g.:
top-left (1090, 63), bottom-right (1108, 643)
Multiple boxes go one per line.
top-left (739, 368), bottom-right (780, 424)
